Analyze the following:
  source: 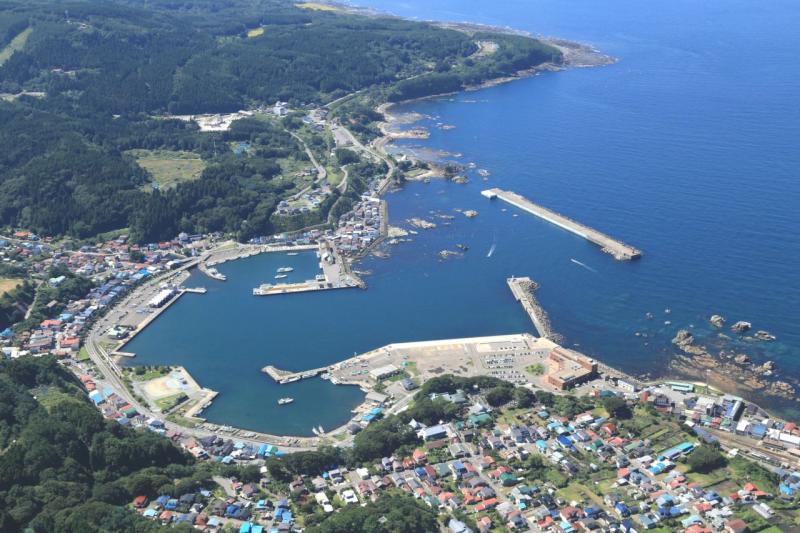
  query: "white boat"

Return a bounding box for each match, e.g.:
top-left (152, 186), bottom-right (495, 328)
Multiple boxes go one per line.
top-left (274, 274), bottom-right (288, 279)
top-left (278, 397), bottom-right (294, 405)
top-left (287, 252), bottom-right (299, 256)
top-left (277, 267), bottom-right (294, 273)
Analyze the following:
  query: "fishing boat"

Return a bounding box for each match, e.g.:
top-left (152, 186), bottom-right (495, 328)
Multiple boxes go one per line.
top-left (274, 274), bottom-right (288, 279)
top-left (276, 267), bottom-right (294, 273)
top-left (278, 397), bottom-right (294, 405)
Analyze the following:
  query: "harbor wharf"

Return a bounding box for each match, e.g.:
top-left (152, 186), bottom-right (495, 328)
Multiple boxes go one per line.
top-left (507, 276), bottom-right (561, 342)
top-left (262, 364), bottom-right (333, 384)
top-left (482, 188), bottom-right (642, 261)
top-left (253, 241), bottom-right (365, 296)
top-left (199, 242), bottom-right (320, 281)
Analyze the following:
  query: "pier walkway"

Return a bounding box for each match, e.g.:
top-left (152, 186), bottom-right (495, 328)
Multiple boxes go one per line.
top-left (482, 188), bottom-right (642, 261)
top-left (507, 276), bottom-right (561, 342)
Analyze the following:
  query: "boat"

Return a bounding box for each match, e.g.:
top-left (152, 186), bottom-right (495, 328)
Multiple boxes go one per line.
top-left (277, 267), bottom-right (294, 273)
top-left (274, 274), bottom-right (288, 279)
top-left (286, 252), bottom-right (299, 256)
top-left (317, 425), bottom-right (324, 434)
top-left (278, 397), bottom-right (294, 405)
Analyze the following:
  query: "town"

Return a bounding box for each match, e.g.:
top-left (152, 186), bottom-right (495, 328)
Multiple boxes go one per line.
top-left (2, 220), bottom-right (800, 531)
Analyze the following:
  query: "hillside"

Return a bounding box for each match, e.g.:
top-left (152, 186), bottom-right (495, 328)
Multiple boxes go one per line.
top-left (0, 356), bottom-right (200, 531)
top-left (0, 0), bottom-right (561, 242)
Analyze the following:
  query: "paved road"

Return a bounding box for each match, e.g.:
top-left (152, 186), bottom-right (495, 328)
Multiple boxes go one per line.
top-left (288, 130), bottom-right (328, 200)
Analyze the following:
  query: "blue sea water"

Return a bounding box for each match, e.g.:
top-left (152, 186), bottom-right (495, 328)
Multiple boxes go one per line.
top-left (126, 0), bottom-right (800, 433)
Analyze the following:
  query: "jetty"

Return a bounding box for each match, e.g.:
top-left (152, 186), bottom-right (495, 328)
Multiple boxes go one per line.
top-left (507, 276), bottom-right (561, 342)
top-left (482, 188), bottom-right (642, 261)
top-left (262, 364), bottom-right (333, 384)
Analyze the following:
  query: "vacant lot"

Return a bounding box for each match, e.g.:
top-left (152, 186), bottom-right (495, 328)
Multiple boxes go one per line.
top-left (0, 278), bottom-right (24, 296)
top-left (126, 149), bottom-right (206, 190)
top-left (0, 26), bottom-right (32, 66)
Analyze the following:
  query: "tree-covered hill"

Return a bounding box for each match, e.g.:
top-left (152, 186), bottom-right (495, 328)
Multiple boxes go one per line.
top-left (0, 0), bottom-right (562, 241)
top-left (0, 356), bottom-right (203, 531)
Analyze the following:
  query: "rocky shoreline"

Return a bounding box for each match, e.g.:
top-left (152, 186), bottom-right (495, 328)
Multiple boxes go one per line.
top-left (670, 316), bottom-right (795, 401)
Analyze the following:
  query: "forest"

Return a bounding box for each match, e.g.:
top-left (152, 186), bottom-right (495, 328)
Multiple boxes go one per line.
top-left (0, 0), bottom-right (561, 242)
top-left (0, 356), bottom-right (202, 531)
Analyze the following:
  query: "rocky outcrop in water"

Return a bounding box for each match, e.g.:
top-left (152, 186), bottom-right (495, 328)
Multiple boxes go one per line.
top-left (709, 314), bottom-right (725, 328)
top-left (672, 329), bottom-right (694, 346)
top-left (731, 321), bottom-right (752, 333)
top-left (754, 330), bottom-right (776, 341)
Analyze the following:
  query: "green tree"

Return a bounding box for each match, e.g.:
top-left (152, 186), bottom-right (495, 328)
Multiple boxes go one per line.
top-left (688, 446), bottom-right (726, 473)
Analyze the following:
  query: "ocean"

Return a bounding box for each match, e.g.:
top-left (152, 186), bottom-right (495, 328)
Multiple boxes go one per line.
top-left (125, 0), bottom-right (800, 434)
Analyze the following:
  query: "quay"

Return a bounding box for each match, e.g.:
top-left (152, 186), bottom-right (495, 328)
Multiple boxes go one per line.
top-left (482, 188), bottom-right (642, 261)
top-left (262, 364), bottom-right (333, 384)
top-left (199, 242), bottom-right (319, 281)
top-left (253, 241), bottom-right (364, 296)
top-left (507, 276), bottom-right (561, 342)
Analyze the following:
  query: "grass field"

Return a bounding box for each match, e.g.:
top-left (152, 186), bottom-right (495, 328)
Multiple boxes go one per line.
top-left (247, 27), bottom-right (265, 38)
top-left (0, 27), bottom-right (32, 66)
top-left (0, 278), bottom-right (24, 296)
top-left (155, 392), bottom-right (188, 412)
top-left (77, 346), bottom-right (91, 362)
top-left (126, 149), bottom-right (206, 190)
top-left (296, 2), bottom-right (341, 11)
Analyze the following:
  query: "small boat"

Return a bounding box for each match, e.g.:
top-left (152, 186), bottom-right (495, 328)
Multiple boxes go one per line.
top-left (312, 427), bottom-right (320, 435)
top-left (278, 397), bottom-right (294, 405)
top-left (317, 425), bottom-right (324, 434)
top-left (277, 267), bottom-right (294, 273)
top-left (274, 274), bottom-right (288, 279)
top-left (286, 252), bottom-right (299, 256)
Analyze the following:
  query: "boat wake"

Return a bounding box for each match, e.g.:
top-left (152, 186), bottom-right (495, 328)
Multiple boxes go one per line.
top-left (487, 232), bottom-right (497, 258)
top-left (570, 258), bottom-right (597, 273)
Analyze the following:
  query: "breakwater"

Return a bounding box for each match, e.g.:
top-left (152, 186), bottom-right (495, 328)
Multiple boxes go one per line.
top-left (482, 188), bottom-right (642, 261)
top-left (507, 276), bottom-right (561, 342)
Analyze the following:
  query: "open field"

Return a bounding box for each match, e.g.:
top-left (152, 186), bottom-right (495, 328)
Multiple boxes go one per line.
top-left (0, 278), bottom-right (24, 296)
top-left (247, 27), bottom-right (265, 38)
top-left (0, 27), bottom-right (32, 66)
top-left (296, 2), bottom-right (341, 11)
top-left (126, 149), bottom-right (206, 190)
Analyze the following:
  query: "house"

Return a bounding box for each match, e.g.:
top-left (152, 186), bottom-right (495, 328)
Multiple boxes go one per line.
top-left (419, 424), bottom-right (448, 441)
top-left (132, 495), bottom-right (149, 508)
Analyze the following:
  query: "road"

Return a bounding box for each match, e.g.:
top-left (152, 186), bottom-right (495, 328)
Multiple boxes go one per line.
top-left (333, 122), bottom-right (396, 191)
top-left (288, 130), bottom-right (327, 201)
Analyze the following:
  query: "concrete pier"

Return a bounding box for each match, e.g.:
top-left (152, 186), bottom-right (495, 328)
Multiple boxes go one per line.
top-left (262, 364), bottom-right (332, 384)
top-left (507, 276), bottom-right (561, 342)
top-left (253, 242), bottom-right (364, 296)
top-left (483, 188), bottom-right (642, 261)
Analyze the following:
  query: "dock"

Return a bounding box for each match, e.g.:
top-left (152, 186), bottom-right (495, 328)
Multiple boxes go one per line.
top-left (507, 276), bottom-right (561, 342)
top-left (182, 287), bottom-right (207, 294)
top-left (253, 242), bottom-right (364, 296)
top-left (482, 188), bottom-right (642, 261)
top-left (262, 364), bottom-right (332, 384)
